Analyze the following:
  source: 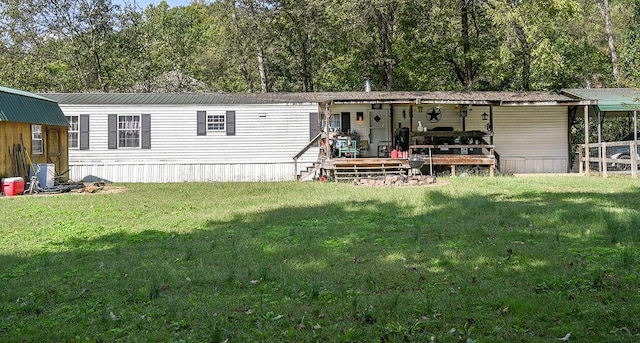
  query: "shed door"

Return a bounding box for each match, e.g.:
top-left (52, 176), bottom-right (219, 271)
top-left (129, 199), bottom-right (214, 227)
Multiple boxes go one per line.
top-left (46, 127), bottom-right (61, 173)
top-left (369, 109), bottom-right (390, 156)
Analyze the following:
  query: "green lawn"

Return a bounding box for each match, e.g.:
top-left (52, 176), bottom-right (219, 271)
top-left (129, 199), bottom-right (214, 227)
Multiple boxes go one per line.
top-left (1, 176), bottom-right (640, 342)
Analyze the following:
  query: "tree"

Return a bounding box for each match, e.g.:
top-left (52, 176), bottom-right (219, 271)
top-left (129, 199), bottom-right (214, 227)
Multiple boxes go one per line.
top-left (0, 0), bottom-right (122, 91)
top-left (618, 0), bottom-right (639, 87)
top-left (599, 0), bottom-right (620, 86)
top-left (269, 0), bottom-right (329, 92)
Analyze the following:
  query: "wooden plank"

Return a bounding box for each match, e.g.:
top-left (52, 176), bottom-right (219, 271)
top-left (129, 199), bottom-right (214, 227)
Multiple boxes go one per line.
top-left (411, 130), bottom-right (490, 138)
top-left (422, 155), bottom-right (495, 165)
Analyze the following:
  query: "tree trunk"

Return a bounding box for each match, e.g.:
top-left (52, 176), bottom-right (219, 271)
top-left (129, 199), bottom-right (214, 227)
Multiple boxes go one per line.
top-left (601, 0), bottom-right (621, 86)
top-left (231, 1), bottom-right (254, 92)
top-left (374, 1), bottom-right (397, 91)
top-left (256, 45), bottom-right (268, 93)
top-left (513, 24), bottom-right (531, 91)
top-left (247, 0), bottom-right (268, 92)
top-left (460, 0), bottom-right (473, 90)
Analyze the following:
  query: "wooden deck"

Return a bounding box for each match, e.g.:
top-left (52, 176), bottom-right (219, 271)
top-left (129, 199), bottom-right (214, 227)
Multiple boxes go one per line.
top-left (320, 151), bottom-right (496, 180)
top-left (410, 144), bottom-right (496, 176)
top-left (323, 158), bottom-right (407, 181)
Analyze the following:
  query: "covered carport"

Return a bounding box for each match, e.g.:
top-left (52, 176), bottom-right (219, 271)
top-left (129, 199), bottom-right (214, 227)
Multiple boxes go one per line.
top-left (562, 88), bottom-right (640, 176)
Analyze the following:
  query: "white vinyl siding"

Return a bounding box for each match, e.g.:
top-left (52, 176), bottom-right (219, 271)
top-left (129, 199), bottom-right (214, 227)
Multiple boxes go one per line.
top-left (59, 103), bottom-right (319, 182)
top-left (492, 106), bottom-right (568, 173)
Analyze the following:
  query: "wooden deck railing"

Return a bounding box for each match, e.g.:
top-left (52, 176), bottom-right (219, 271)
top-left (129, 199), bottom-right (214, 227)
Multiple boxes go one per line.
top-left (293, 133), bottom-right (322, 179)
top-left (577, 141), bottom-right (638, 177)
top-left (409, 144), bottom-right (496, 176)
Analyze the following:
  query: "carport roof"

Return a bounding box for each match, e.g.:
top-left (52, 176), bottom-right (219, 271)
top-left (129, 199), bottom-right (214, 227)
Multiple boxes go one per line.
top-left (562, 88), bottom-right (640, 112)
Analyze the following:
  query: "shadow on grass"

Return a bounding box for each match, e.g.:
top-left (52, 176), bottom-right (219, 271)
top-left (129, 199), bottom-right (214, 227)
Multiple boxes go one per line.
top-left (1, 187), bottom-right (640, 342)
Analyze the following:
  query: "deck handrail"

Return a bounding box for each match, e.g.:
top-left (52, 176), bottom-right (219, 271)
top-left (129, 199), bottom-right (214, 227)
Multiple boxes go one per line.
top-left (293, 132), bottom-right (322, 179)
top-left (577, 140), bottom-right (638, 177)
top-left (409, 144), bottom-right (495, 150)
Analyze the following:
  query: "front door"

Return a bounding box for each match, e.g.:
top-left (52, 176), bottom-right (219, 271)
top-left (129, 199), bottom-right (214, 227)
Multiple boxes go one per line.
top-left (369, 109), bottom-right (390, 157)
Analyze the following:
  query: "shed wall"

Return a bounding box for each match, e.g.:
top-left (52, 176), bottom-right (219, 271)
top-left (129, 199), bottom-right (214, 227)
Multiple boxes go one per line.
top-left (1, 122), bottom-right (69, 180)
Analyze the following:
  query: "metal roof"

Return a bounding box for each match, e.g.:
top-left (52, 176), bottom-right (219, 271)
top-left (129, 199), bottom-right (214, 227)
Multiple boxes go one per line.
top-left (562, 88), bottom-right (640, 112)
top-left (40, 91), bottom-right (582, 106)
top-left (0, 86), bottom-right (69, 126)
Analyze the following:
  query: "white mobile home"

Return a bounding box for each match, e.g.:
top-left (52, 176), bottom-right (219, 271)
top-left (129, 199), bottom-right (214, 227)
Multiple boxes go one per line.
top-left (45, 93), bottom-right (325, 182)
top-left (43, 91), bottom-right (589, 182)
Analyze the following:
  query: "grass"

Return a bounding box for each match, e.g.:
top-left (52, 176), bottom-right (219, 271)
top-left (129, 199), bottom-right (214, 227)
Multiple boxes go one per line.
top-left (1, 176), bottom-right (640, 342)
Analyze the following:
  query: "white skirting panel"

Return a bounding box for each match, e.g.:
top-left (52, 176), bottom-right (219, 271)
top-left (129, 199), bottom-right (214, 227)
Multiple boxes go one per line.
top-left (500, 157), bottom-right (568, 174)
top-left (68, 162), bottom-right (311, 183)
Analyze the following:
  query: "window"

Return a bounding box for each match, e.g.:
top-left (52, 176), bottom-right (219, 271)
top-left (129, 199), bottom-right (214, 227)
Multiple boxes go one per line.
top-left (207, 114), bottom-right (225, 131)
top-left (197, 111), bottom-right (234, 136)
top-left (118, 115), bottom-right (141, 148)
top-left (32, 124), bottom-right (43, 155)
top-left (67, 115), bottom-right (79, 149)
top-left (108, 114), bottom-right (150, 149)
top-left (331, 114), bottom-right (341, 132)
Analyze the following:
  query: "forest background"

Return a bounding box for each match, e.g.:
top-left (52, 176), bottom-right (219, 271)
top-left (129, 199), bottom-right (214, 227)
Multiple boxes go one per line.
top-left (0, 0), bottom-right (638, 140)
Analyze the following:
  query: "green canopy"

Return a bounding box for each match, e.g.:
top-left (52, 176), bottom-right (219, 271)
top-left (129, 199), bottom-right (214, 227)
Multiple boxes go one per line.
top-left (562, 88), bottom-right (640, 112)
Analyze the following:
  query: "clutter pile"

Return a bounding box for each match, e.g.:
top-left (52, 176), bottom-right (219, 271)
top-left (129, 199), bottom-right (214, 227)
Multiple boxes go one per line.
top-left (352, 174), bottom-right (435, 187)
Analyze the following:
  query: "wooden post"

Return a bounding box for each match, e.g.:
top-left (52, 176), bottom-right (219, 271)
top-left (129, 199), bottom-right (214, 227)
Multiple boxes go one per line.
top-left (490, 146), bottom-right (495, 177)
top-left (409, 105), bottom-right (415, 149)
top-left (489, 106), bottom-right (494, 145)
top-left (584, 105), bottom-right (590, 176)
top-left (598, 109), bottom-right (603, 175)
top-left (578, 145), bottom-right (584, 174)
top-left (634, 110), bottom-right (638, 178)
top-left (603, 146), bottom-right (608, 178)
top-left (325, 103), bottom-right (331, 158)
top-left (632, 140), bottom-right (637, 178)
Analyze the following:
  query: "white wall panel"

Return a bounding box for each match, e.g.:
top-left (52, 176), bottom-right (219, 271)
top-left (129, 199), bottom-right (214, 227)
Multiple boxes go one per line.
top-left (68, 162), bottom-right (309, 183)
top-left (493, 106), bottom-right (569, 173)
top-left (61, 103), bottom-right (319, 182)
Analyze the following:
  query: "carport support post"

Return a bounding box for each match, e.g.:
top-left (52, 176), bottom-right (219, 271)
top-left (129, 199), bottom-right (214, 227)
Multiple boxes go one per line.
top-left (598, 109), bottom-right (606, 177)
top-left (584, 105), bottom-right (590, 176)
top-left (489, 106), bottom-right (494, 145)
top-left (324, 104), bottom-right (331, 155)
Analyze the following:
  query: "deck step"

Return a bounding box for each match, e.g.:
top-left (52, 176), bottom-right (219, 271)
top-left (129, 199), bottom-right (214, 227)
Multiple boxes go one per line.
top-left (297, 162), bottom-right (322, 181)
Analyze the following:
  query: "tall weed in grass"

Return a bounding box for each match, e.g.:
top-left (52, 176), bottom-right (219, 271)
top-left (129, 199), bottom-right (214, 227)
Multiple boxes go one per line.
top-left (1, 177), bottom-right (640, 342)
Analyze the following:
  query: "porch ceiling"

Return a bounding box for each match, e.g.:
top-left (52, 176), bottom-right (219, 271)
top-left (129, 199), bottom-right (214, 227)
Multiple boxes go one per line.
top-left (562, 88), bottom-right (640, 112)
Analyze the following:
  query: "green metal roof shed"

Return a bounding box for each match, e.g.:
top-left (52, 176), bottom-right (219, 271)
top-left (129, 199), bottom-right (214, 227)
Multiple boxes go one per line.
top-left (0, 86), bottom-right (68, 126)
top-left (563, 88), bottom-right (640, 112)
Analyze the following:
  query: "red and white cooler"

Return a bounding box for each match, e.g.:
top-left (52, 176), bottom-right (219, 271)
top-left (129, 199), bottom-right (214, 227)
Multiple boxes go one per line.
top-left (1, 177), bottom-right (24, 196)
